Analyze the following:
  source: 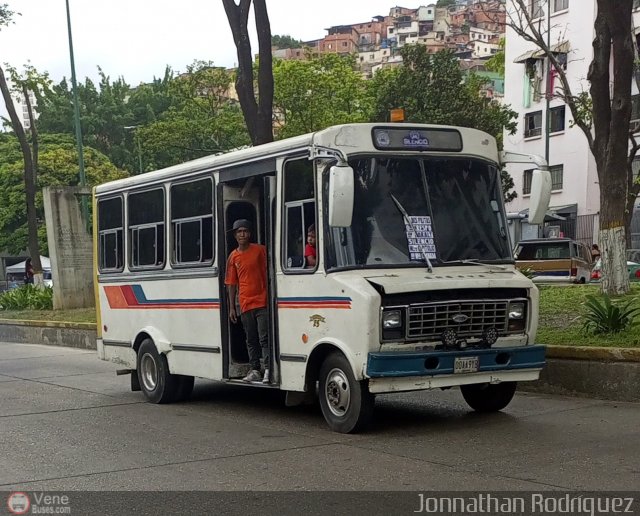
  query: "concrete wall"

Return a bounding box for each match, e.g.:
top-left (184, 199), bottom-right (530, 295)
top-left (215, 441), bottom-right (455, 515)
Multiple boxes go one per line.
top-left (43, 186), bottom-right (94, 310)
top-left (0, 320), bottom-right (96, 350)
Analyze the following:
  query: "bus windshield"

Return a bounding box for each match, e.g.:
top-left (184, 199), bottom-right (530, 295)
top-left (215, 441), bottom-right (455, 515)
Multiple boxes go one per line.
top-left (324, 156), bottom-right (511, 269)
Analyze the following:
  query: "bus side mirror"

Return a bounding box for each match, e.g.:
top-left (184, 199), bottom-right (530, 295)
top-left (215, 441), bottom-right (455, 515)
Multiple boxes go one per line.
top-left (328, 164), bottom-right (354, 227)
top-left (528, 169), bottom-right (552, 225)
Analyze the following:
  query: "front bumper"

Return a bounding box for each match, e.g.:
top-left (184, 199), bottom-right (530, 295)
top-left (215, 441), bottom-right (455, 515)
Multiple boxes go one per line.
top-left (366, 345), bottom-right (545, 393)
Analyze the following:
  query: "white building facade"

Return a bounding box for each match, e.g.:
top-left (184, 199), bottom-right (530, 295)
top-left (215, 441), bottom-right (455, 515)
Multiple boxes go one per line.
top-left (505, 0), bottom-right (640, 245)
top-left (504, 0), bottom-right (598, 219)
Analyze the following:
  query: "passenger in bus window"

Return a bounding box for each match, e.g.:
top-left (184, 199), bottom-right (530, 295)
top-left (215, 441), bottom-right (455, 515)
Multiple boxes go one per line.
top-left (224, 219), bottom-right (271, 384)
top-left (304, 224), bottom-right (316, 268)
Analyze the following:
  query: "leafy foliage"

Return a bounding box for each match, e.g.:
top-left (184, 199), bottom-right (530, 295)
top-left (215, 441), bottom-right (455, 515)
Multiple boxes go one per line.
top-left (137, 61), bottom-right (250, 170)
top-left (369, 46), bottom-right (518, 201)
top-left (485, 38), bottom-right (505, 76)
top-left (0, 284), bottom-right (53, 310)
top-left (582, 294), bottom-right (640, 335)
top-left (271, 34), bottom-right (304, 49)
top-left (273, 54), bottom-right (372, 138)
top-left (36, 63), bottom-right (250, 173)
top-left (0, 134), bottom-right (127, 254)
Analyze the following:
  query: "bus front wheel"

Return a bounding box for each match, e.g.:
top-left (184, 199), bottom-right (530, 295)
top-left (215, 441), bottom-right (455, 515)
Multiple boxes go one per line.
top-left (318, 352), bottom-right (374, 433)
top-left (137, 338), bottom-right (180, 404)
top-left (460, 381), bottom-right (517, 412)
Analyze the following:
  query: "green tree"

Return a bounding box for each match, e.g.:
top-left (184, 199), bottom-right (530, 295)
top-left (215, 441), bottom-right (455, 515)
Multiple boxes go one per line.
top-left (271, 34), bottom-right (304, 49)
top-left (0, 5), bottom-right (48, 277)
top-left (137, 61), bottom-right (250, 170)
top-left (0, 134), bottom-right (127, 254)
top-left (436, 0), bottom-right (456, 7)
top-left (485, 38), bottom-right (505, 76)
top-left (273, 53), bottom-right (372, 138)
top-left (369, 46), bottom-right (518, 201)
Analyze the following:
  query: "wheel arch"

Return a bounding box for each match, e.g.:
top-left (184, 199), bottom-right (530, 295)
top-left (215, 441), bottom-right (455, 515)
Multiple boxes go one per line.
top-left (133, 326), bottom-right (172, 356)
top-left (304, 340), bottom-right (362, 392)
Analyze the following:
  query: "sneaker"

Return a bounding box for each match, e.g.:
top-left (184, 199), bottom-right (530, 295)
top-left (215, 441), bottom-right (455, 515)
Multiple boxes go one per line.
top-left (262, 369), bottom-right (270, 384)
top-left (242, 369), bottom-right (262, 382)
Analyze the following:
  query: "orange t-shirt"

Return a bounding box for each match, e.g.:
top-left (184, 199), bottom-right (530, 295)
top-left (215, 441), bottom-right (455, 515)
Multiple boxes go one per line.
top-left (225, 243), bottom-right (267, 313)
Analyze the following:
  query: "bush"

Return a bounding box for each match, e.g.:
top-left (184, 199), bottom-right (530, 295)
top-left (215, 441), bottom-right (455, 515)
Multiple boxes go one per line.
top-left (582, 294), bottom-right (640, 335)
top-left (0, 284), bottom-right (53, 310)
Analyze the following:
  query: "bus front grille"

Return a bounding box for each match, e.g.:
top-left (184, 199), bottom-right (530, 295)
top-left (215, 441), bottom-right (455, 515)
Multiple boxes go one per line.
top-left (406, 300), bottom-right (509, 340)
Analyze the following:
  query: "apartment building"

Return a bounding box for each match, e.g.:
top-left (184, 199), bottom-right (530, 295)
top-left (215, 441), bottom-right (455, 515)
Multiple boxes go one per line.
top-left (503, 0), bottom-right (602, 243)
top-left (11, 88), bottom-right (37, 130)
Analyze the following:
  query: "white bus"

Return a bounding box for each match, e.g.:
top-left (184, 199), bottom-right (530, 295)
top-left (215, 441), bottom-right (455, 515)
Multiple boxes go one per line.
top-left (94, 123), bottom-right (551, 433)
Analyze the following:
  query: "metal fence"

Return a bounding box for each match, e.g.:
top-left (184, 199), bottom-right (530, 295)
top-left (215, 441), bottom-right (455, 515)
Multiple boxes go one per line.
top-left (544, 213), bottom-right (597, 247)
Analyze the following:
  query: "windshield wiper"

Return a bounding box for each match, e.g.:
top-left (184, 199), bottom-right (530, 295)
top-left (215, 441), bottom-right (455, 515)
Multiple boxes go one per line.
top-left (440, 258), bottom-right (508, 271)
top-left (390, 193), bottom-right (433, 273)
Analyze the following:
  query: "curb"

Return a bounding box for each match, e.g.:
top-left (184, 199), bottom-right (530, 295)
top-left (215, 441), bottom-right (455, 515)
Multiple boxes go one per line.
top-left (0, 319), bottom-right (97, 350)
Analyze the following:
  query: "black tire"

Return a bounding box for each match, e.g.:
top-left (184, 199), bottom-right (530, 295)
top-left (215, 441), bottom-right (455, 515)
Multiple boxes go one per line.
top-left (136, 338), bottom-right (180, 404)
top-left (318, 352), bottom-right (374, 433)
top-left (460, 381), bottom-right (517, 412)
top-left (174, 375), bottom-right (195, 402)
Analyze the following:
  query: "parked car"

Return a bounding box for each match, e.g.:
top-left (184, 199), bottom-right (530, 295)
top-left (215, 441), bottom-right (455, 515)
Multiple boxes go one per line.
top-left (590, 258), bottom-right (640, 282)
top-left (514, 238), bottom-right (593, 284)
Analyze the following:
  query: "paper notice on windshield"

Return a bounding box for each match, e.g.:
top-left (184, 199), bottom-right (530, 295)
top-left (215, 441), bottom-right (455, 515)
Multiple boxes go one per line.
top-left (406, 216), bottom-right (436, 260)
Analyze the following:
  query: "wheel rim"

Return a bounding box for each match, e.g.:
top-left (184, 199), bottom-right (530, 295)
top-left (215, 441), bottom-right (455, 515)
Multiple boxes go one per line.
top-left (140, 352), bottom-right (158, 392)
top-left (324, 368), bottom-right (351, 417)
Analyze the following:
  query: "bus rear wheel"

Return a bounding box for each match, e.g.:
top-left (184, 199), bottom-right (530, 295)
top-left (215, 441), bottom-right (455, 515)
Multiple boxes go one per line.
top-left (460, 381), bottom-right (517, 412)
top-left (318, 352), bottom-right (374, 433)
top-left (137, 338), bottom-right (180, 404)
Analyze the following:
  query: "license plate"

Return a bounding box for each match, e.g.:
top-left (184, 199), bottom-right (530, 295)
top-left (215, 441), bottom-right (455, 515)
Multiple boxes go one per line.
top-left (454, 356), bottom-right (479, 373)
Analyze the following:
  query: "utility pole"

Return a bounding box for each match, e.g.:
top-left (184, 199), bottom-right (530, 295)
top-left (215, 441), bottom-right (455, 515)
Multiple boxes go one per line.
top-left (65, 0), bottom-right (88, 224)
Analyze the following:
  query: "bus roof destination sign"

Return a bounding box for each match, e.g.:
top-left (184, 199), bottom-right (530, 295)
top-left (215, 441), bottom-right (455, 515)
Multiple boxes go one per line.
top-left (372, 127), bottom-right (463, 152)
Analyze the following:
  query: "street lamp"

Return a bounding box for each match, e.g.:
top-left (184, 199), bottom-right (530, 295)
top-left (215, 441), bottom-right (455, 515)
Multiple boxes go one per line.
top-left (64, 0), bottom-right (88, 223)
top-left (124, 125), bottom-right (143, 174)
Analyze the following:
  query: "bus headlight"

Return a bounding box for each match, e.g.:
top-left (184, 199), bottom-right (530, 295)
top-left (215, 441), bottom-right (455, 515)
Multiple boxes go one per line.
top-left (381, 309), bottom-right (404, 341)
top-left (508, 301), bottom-right (526, 332)
top-left (382, 310), bottom-right (402, 329)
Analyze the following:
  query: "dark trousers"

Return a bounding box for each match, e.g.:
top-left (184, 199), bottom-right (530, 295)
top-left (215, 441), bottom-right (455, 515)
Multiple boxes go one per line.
top-left (240, 307), bottom-right (269, 371)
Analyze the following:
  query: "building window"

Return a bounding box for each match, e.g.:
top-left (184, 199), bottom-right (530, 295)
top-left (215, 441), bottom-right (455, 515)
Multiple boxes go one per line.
top-left (552, 0), bottom-right (569, 12)
top-left (523, 165), bottom-right (563, 195)
top-left (549, 105), bottom-right (566, 133)
top-left (170, 177), bottom-right (214, 266)
top-left (128, 188), bottom-right (165, 269)
top-left (632, 94), bottom-right (640, 121)
top-left (530, 0), bottom-right (543, 18)
top-left (523, 170), bottom-right (532, 195)
top-left (524, 111), bottom-right (543, 138)
top-left (98, 196), bottom-right (124, 272)
top-left (550, 165), bottom-right (563, 190)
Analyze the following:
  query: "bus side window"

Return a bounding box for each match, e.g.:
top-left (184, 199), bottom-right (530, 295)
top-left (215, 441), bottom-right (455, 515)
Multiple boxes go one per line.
top-left (283, 158), bottom-right (316, 271)
top-left (170, 177), bottom-right (214, 266)
top-left (128, 188), bottom-right (165, 269)
top-left (98, 196), bottom-right (124, 272)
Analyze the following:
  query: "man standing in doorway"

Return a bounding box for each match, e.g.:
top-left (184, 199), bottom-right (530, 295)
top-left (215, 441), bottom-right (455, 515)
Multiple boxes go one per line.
top-left (225, 219), bottom-right (270, 383)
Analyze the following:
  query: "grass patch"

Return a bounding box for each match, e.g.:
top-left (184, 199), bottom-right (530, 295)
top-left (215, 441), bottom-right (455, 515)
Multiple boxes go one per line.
top-left (537, 284), bottom-right (640, 348)
top-left (0, 308), bottom-right (96, 324)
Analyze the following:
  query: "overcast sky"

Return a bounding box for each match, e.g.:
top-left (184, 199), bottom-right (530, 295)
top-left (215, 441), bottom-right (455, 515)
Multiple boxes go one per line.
top-left (0, 0), bottom-right (402, 86)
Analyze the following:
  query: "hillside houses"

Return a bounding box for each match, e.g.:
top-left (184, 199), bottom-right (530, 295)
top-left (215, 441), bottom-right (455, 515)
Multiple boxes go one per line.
top-left (273, 2), bottom-right (505, 91)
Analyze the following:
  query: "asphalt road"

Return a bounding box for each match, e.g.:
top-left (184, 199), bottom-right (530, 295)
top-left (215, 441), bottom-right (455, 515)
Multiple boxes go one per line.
top-left (1, 341), bottom-right (639, 498)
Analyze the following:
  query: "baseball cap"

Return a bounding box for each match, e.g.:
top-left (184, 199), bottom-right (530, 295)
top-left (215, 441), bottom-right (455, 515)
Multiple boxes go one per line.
top-left (231, 219), bottom-right (252, 232)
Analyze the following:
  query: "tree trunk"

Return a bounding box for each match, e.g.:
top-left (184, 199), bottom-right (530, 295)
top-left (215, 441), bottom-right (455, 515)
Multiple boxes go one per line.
top-left (222, 0), bottom-right (274, 145)
top-left (0, 65), bottom-right (42, 276)
top-left (23, 84), bottom-right (43, 286)
top-left (589, 0), bottom-right (633, 295)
